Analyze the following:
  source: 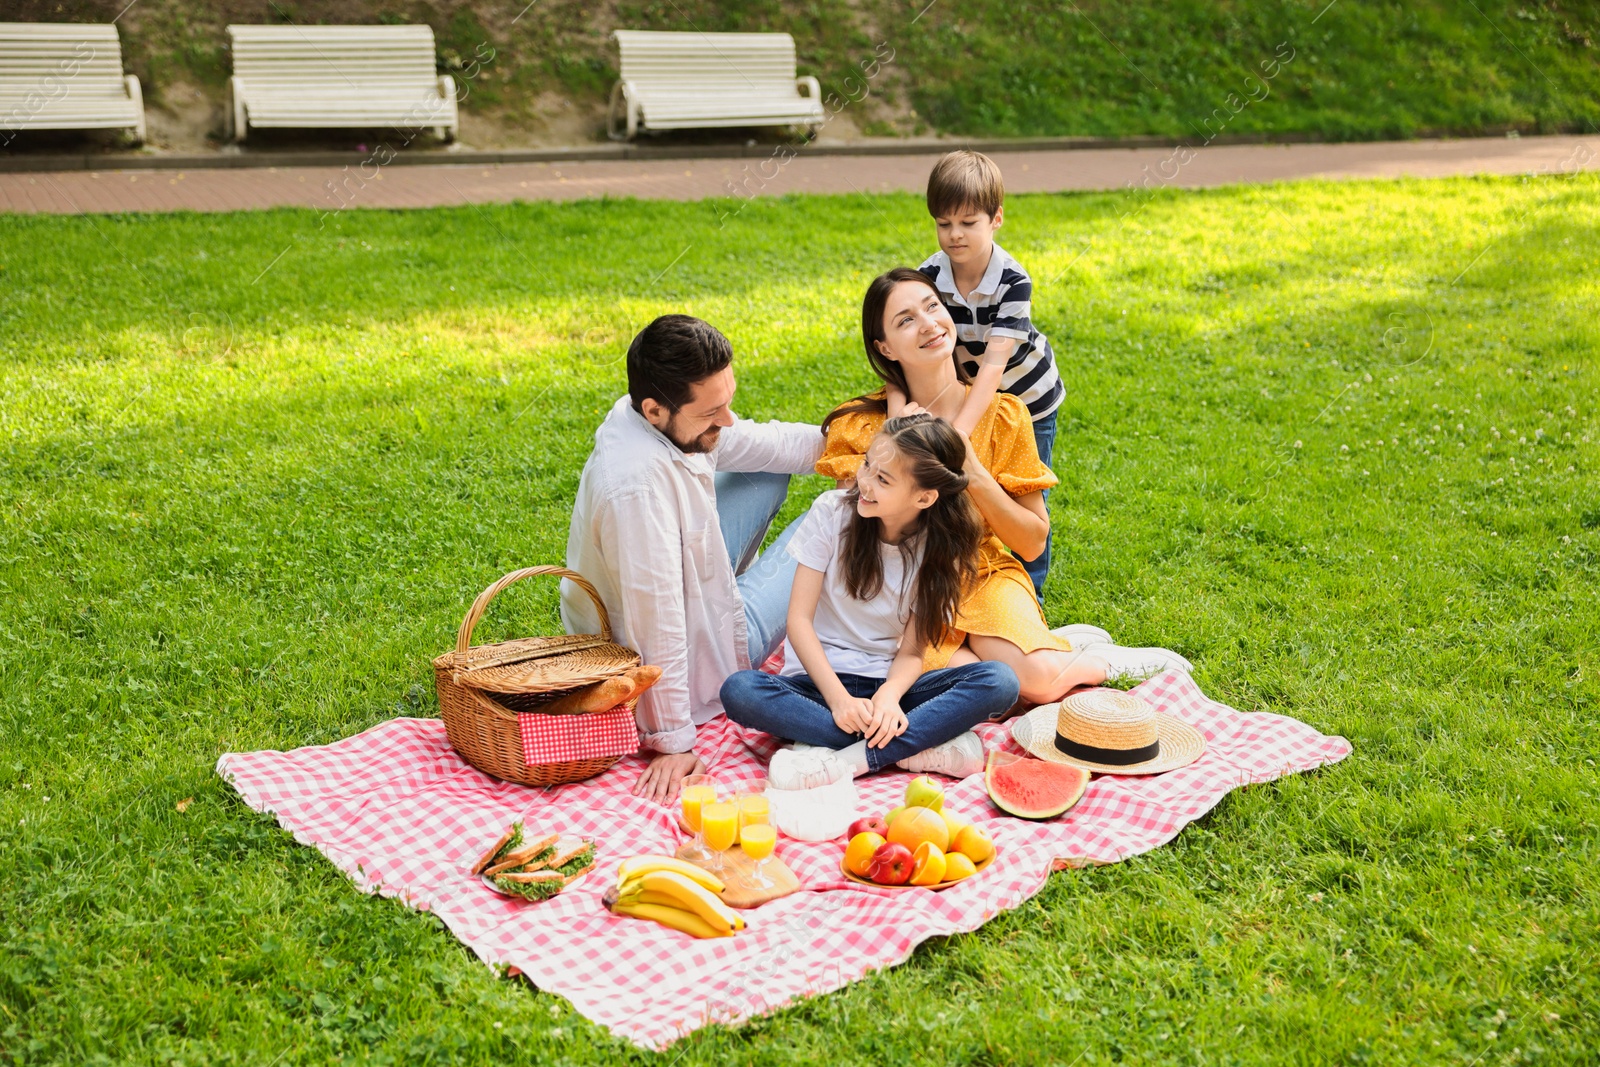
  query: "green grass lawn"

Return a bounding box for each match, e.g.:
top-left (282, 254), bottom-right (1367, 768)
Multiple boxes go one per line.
top-left (2, 173), bottom-right (1598, 1065)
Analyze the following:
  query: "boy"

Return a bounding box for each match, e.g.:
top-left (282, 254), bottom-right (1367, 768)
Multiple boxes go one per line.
top-left (888, 150), bottom-right (1063, 601)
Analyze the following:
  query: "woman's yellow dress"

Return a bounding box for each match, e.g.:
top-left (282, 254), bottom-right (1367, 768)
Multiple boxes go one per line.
top-left (816, 392), bottom-right (1073, 670)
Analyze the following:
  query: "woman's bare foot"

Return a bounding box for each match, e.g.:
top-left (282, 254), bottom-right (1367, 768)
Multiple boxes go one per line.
top-left (964, 635), bottom-right (1104, 704)
top-left (1028, 649), bottom-right (1109, 703)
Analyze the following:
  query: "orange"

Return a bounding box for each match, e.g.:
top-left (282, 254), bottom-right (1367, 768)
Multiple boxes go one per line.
top-left (942, 852), bottom-right (978, 881)
top-left (886, 806), bottom-right (949, 854)
top-left (952, 825), bottom-right (995, 865)
top-left (910, 842), bottom-right (947, 886)
top-left (844, 832), bottom-right (885, 877)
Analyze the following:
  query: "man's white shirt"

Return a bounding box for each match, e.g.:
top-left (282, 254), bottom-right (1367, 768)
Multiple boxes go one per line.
top-left (561, 396), bottom-right (822, 754)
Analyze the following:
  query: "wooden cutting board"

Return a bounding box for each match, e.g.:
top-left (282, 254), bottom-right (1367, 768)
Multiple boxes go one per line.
top-left (675, 842), bottom-right (800, 909)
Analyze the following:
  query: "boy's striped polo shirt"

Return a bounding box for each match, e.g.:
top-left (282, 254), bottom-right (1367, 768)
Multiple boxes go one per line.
top-left (919, 243), bottom-right (1063, 422)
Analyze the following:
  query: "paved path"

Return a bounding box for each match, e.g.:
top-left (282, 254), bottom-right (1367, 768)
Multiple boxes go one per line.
top-left (1, 134), bottom-right (1593, 215)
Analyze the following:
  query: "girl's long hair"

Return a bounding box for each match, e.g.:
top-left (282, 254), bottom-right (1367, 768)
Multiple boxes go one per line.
top-left (822, 267), bottom-right (970, 435)
top-left (839, 414), bottom-right (982, 651)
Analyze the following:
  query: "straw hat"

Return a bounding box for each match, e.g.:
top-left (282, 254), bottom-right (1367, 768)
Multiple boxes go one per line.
top-left (1010, 689), bottom-right (1205, 775)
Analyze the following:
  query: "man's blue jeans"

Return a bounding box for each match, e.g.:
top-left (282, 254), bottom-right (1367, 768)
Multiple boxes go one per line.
top-left (1024, 409), bottom-right (1057, 604)
top-left (719, 662), bottom-right (1020, 772)
top-left (715, 470), bottom-right (803, 667)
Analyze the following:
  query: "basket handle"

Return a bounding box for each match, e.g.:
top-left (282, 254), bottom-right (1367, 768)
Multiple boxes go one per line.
top-left (456, 566), bottom-right (613, 655)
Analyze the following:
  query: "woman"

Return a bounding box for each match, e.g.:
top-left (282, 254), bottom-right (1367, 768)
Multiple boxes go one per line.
top-left (817, 268), bottom-right (1190, 705)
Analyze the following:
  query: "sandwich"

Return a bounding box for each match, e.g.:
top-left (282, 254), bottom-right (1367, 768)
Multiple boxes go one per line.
top-left (483, 832), bottom-right (560, 876)
top-left (476, 825), bottom-right (601, 908)
top-left (471, 821), bottom-right (524, 875)
top-left (493, 869), bottom-right (567, 901)
top-left (543, 837), bottom-right (597, 879)
top-left (474, 822), bottom-right (597, 903)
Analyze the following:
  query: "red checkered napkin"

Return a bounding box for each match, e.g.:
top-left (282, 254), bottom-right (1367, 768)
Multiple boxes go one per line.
top-left (518, 707), bottom-right (639, 765)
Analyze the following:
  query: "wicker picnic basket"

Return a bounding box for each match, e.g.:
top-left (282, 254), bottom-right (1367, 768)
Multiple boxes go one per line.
top-left (433, 566), bottom-right (642, 786)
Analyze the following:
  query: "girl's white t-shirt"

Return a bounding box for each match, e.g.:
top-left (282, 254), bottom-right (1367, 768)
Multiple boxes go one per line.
top-left (779, 490), bottom-right (920, 680)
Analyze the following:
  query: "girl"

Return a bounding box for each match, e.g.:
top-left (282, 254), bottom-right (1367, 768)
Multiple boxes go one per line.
top-left (720, 415), bottom-right (1021, 785)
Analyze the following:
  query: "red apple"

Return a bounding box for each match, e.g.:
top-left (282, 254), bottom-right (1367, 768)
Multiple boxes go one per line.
top-left (866, 842), bottom-right (913, 886)
top-left (847, 816), bottom-right (890, 840)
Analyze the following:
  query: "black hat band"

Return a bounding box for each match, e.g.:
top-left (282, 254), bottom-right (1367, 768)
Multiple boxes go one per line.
top-left (1054, 733), bottom-right (1161, 766)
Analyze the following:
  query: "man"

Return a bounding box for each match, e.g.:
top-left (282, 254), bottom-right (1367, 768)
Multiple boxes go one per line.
top-left (562, 314), bottom-right (822, 803)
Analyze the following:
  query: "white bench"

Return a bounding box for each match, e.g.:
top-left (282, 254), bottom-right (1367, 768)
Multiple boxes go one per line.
top-left (226, 24), bottom-right (457, 143)
top-left (609, 30), bottom-right (823, 140)
top-left (0, 23), bottom-right (145, 144)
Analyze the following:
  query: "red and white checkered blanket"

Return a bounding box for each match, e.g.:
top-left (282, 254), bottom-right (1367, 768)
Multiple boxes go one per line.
top-left (216, 670), bottom-right (1349, 1049)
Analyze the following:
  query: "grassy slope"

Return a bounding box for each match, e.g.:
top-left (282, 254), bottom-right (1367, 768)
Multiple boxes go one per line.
top-left (10, 0), bottom-right (1600, 140)
top-left (891, 0), bottom-right (1600, 139)
top-left (1, 175), bottom-right (1598, 1064)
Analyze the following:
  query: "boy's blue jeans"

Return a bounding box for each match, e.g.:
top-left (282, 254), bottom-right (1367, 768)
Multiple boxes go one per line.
top-left (719, 662), bottom-right (1021, 772)
top-left (1024, 409), bottom-right (1057, 603)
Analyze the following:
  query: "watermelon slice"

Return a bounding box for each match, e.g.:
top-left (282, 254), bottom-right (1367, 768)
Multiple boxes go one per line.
top-left (985, 750), bottom-right (1089, 819)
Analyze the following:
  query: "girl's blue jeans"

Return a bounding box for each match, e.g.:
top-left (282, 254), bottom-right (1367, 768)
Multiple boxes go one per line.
top-left (720, 662), bottom-right (1020, 772)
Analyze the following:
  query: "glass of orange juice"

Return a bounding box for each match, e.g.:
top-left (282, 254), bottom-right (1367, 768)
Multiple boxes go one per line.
top-left (700, 800), bottom-right (739, 872)
top-left (680, 774), bottom-right (719, 863)
top-left (739, 823), bottom-right (778, 890)
top-left (736, 777), bottom-right (770, 833)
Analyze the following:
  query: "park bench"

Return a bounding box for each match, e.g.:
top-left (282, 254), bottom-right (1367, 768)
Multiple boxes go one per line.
top-left (608, 30), bottom-right (823, 140)
top-left (225, 24), bottom-right (458, 143)
top-left (0, 22), bottom-right (146, 145)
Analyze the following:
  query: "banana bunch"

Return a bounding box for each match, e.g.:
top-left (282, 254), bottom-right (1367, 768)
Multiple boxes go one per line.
top-left (604, 856), bottom-right (745, 939)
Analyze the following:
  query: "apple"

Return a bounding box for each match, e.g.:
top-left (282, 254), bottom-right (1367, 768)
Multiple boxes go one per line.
top-left (847, 816), bottom-right (889, 840)
top-left (904, 775), bottom-right (944, 812)
top-left (884, 805), bottom-right (906, 827)
top-left (866, 841), bottom-right (914, 885)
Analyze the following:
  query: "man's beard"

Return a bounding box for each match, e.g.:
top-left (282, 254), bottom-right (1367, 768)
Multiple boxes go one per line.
top-left (666, 417), bottom-right (721, 454)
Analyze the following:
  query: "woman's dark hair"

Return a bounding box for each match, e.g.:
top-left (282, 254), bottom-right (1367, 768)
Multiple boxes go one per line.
top-left (626, 314), bottom-right (733, 414)
top-left (839, 414), bottom-right (982, 651)
top-left (822, 267), bottom-right (969, 434)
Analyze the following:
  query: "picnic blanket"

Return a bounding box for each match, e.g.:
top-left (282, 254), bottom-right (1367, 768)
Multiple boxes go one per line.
top-left (216, 670), bottom-right (1350, 1049)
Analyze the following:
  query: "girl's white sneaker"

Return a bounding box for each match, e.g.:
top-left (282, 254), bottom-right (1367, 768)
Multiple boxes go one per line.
top-left (895, 731), bottom-right (986, 779)
top-left (768, 748), bottom-right (850, 791)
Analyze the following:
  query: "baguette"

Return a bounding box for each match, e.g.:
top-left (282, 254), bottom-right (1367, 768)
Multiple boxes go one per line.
top-left (615, 664), bottom-right (663, 705)
top-left (538, 675), bottom-right (633, 716)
